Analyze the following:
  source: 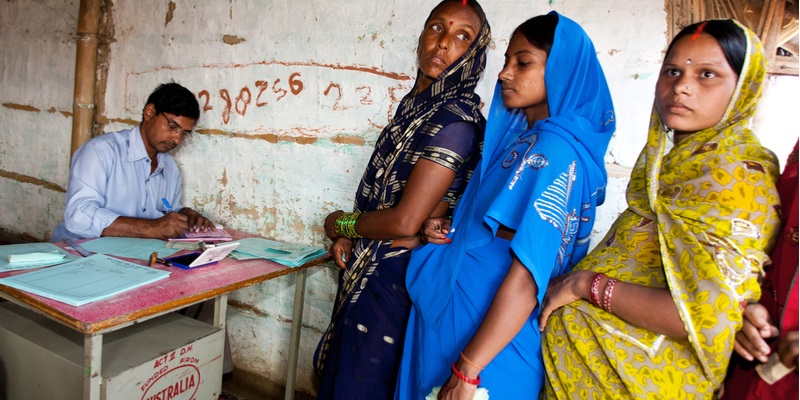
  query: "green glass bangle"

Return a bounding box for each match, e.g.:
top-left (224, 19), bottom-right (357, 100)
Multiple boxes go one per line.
top-left (335, 212), bottom-right (362, 239)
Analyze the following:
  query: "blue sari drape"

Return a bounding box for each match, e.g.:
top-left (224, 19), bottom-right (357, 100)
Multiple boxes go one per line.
top-left (396, 12), bottom-right (616, 399)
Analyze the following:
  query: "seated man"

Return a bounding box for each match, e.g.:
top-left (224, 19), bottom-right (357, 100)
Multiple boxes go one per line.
top-left (52, 82), bottom-right (214, 242)
top-left (52, 82), bottom-right (233, 375)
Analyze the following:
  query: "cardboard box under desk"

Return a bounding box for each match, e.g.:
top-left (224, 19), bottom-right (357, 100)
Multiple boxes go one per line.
top-left (0, 302), bottom-right (223, 400)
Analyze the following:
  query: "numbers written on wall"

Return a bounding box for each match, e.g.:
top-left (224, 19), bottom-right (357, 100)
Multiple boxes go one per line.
top-left (126, 62), bottom-right (413, 132)
top-left (198, 72), bottom-right (305, 124)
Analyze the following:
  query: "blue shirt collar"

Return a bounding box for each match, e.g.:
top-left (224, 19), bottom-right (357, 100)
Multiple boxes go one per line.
top-left (127, 125), bottom-right (166, 174)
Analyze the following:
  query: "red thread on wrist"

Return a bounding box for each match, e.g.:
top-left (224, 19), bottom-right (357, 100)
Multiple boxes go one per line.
top-left (451, 362), bottom-right (481, 386)
top-left (460, 352), bottom-right (484, 371)
top-left (590, 273), bottom-right (606, 307)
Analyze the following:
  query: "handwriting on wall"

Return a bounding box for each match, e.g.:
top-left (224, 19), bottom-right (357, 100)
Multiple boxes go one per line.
top-left (126, 61), bottom-right (414, 136)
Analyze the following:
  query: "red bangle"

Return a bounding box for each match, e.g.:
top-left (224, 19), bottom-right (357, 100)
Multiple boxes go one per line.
top-left (451, 362), bottom-right (481, 386)
top-left (602, 278), bottom-right (618, 312)
top-left (590, 273), bottom-right (605, 307)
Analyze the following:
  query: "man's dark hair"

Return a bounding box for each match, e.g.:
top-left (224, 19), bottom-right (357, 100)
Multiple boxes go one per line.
top-left (144, 82), bottom-right (200, 120)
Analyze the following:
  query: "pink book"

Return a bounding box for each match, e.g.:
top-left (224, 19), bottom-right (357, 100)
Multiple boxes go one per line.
top-left (168, 228), bottom-right (233, 243)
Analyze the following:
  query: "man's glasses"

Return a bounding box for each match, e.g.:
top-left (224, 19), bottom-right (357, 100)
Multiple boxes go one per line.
top-left (159, 112), bottom-right (193, 138)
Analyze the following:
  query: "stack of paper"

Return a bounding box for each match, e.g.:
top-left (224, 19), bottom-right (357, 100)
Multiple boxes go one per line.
top-left (168, 228), bottom-right (233, 243)
top-left (228, 238), bottom-right (326, 267)
top-left (0, 254), bottom-right (170, 306)
top-left (0, 243), bottom-right (80, 272)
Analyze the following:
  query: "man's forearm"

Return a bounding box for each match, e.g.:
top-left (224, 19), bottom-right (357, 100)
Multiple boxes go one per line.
top-left (101, 216), bottom-right (163, 239)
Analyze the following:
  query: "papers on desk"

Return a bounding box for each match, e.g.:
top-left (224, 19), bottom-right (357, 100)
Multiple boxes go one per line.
top-left (0, 243), bottom-right (80, 272)
top-left (78, 237), bottom-right (179, 260)
top-left (0, 254), bottom-right (170, 306)
top-left (228, 238), bottom-right (327, 267)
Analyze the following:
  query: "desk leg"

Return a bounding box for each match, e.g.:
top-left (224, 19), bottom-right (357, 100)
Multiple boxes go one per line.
top-left (83, 333), bottom-right (103, 400)
top-left (214, 293), bottom-right (228, 329)
top-left (212, 294), bottom-right (228, 389)
top-left (284, 268), bottom-right (307, 400)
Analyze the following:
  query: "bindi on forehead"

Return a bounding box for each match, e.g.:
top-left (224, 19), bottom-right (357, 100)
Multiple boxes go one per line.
top-left (450, 20), bottom-right (454, 26)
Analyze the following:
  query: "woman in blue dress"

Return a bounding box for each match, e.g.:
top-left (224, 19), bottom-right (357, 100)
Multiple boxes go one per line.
top-left (395, 12), bottom-right (615, 399)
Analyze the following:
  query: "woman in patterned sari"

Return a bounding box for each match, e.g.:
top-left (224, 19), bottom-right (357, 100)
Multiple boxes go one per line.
top-left (538, 20), bottom-right (782, 399)
top-left (313, 1), bottom-right (491, 398)
top-left (396, 12), bottom-right (615, 399)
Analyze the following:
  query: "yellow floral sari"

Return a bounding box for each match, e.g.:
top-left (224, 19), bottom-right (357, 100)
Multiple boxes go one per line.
top-left (542, 21), bottom-right (781, 399)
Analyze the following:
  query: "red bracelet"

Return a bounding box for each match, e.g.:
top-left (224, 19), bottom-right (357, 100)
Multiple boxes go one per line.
top-left (451, 362), bottom-right (481, 386)
top-left (590, 273), bottom-right (605, 307)
top-left (602, 278), bottom-right (618, 312)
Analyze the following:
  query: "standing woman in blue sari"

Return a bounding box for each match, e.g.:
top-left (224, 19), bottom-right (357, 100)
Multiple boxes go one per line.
top-left (314, 1), bottom-right (491, 399)
top-left (395, 12), bottom-right (615, 399)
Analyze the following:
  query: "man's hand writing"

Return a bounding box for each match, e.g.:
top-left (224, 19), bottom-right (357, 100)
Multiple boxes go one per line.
top-left (179, 208), bottom-right (215, 232)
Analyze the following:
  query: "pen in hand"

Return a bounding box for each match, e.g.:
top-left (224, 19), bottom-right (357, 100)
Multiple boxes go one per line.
top-left (161, 198), bottom-right (174, 214)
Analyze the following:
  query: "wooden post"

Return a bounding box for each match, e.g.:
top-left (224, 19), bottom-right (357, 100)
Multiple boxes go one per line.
top-left (758, 0), bottom-right (786, 69)
top-left (71, 0), bottom-right (103, 158)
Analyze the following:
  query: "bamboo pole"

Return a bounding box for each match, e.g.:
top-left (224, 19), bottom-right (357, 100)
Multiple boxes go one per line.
top-left (71, 0), bottom-right (103, 158)
top-left (759, 0), bottom-right (786, 69)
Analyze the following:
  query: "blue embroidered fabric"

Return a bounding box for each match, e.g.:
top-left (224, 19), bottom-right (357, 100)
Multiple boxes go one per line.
top-left (396, 11), bottom-right (616, 399)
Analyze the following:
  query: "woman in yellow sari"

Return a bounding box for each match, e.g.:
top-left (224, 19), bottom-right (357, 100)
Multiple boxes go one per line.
top-left (538, 20), bottom-right (781, 399)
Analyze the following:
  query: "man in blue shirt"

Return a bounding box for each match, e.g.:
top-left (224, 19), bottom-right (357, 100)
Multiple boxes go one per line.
top-left (52, 83), bottom-right (214, 242)
top-left (51, 83), bottom-right (233, 375)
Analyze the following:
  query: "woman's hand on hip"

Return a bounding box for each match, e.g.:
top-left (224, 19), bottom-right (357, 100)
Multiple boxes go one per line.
top-left (538, 270), bottom-right (593, 331)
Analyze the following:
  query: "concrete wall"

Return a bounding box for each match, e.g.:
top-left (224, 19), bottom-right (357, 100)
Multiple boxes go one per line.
top-left (1, 0), bottom-right (796, 397)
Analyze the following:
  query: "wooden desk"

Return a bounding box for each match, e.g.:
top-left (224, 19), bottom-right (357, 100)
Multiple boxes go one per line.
top-left (0, 232), bottom-right (330, 400)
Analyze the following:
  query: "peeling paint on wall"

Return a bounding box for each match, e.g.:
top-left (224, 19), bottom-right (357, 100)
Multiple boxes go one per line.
top-left (165, 1), bottom-right (176, 26)
top-left (222, 34), bottom-right (246, 45)
top-left (228, 299), bottom-right (268, 318)
top-left (331, 134), bottom-right (366, 146)
top-left (2, 103), bottom-right (40, 112)
top-left (0, 170), bottom-right (66, 192)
